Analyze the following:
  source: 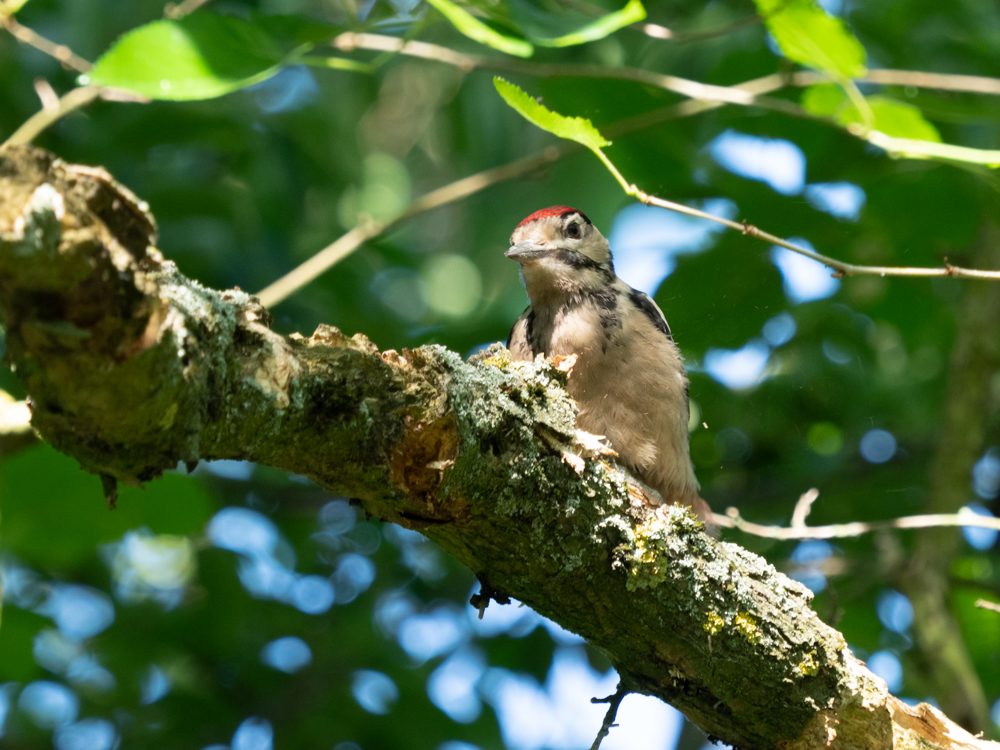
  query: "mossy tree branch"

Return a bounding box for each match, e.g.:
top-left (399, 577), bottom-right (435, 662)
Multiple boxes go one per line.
top-left (0, 145), bottom-right (993, 750)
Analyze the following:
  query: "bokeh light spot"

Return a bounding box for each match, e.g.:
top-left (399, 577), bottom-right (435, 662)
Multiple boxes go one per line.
top-left (140, 665), bottom-right (172, 705)
top-left (804, 182), bottom-right (866, 221)
top-left (808, 423), bottom-right (843, 456)
top-left (868, 651), bottom-right (903, 693)
top-left (859, 429), bottom-right (897, 464)
top-left (762, 312), bottom-right (796, 347)
top-left (18, 681), bottom-right (79, 729)
top-left (972, 448), bottom-right (1000, 500)
top-left (709, 130), bottom-right (806, 195)
top-left (260, 636), bottom-right (313, 674)
top-left (208, 508), bottom-right (279, 557)
top-left (770, 244), bottom-right (841, 304)
top-left (352, 671), bottom-right (399, 715)
top-left (960, 503), bottom-right (999, 550)
top-left (423, 255), bottom-right (483, 317)
top-left (876, 590), bottom-right (914, 634)
top-left (427, 648), bottom-right (485, 723)
top-left (232, 717), bottom-right (274, 750)
top-left (37, 585), bottom-right (115, 641)
top-left (704, 340), bottom-right (771, 391)
top-left (53, 717), bottom-right (118, 750)
top-left (291, 575), bottom-right (335, 615)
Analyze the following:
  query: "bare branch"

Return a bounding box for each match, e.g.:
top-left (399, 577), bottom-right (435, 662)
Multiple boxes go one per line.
top-left (589, 683), bottom-right (630, 750)
top-left (713, 507), bottom-right (1000, 541)
top-left (163, 0), bottom-right (214, 19)
top-left (0, 12), bottom-right (92, 72)
top-left (330, 33), bottom-right (806, 117)
top-left (32, 78), bottom-right (60, 113)
top-left (790, 488), bottom-right (821, 529)
top-left (257, 69), bottom-right (797, 306)
top-left (1, 85), bottom-right (101, 150)
top-left (974, 599), bottom-right (1000, 614)
top-left (794, 69), bottom-right (1000, 97)
top-left (593, 167), bottom-right (1000, 280)
top-left (256, 148), bottom-right (565, 307)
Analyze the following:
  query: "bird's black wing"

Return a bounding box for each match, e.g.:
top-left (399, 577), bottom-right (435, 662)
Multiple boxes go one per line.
top-left (506, 307), bottom-right (537, 360)
top-left (626, 289), bottom-right (673, 342)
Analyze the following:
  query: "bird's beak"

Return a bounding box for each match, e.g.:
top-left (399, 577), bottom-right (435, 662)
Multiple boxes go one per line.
top-left (505, 241), bottom-right (548, 263)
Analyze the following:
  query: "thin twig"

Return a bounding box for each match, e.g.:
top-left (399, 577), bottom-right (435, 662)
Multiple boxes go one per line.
top-left (593, 156), bottom-right (1000, 279)
top-left (589, 683), bottom-right (629, 750)
top-left (256, 149), bottom-right (565, 307)
top-left (32, 78), bottom-right (60, 112)
top-left (0, 13), bottom-right (92, 72)
top-left (329, 33), bottom-right (1000, 167)
top-left (665, 13), bottom-right (763, 42)
top-left (974, 599), bottom-right (1000, 614)
top-left (258, 62), bottom-right (1000, 308)
top-left (164, 0), bottom-right (214, 19)
top-left (602, 72), bottom-right (791, 138)
top-left (330, 32), bottom-right (806, 117)
top-left (1, 85), bottom-right (101, 150)
top-left (793, 69), bottom-right (1000, 97)
top-left (258, 68), bottom-right (796, 307)
top-left (712, 507), bottom-right (1000, 540)
top-left (790, 488), bottom-right (820, 528)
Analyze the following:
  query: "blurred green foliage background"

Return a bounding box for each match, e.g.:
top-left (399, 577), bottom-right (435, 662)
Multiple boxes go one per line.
top-left (1, 0), bottom-right (1000, 747)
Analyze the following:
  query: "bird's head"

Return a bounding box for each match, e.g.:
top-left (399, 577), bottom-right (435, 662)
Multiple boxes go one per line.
top-left (506, 206), bottom-right (613, 302)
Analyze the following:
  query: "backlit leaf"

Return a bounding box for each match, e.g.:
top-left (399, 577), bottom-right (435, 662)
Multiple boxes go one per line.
top-left (494, 77), bottom-right (609, 153)
top-left (754, 0), bottom-right (866, 79)
top-left (426, 0), bottom-right (534, 57)
top-left (803, 87), bottom-right (942, 143)
top-left (523, 0), bottom-right (646, 48)
top-left (801, 83), bottom-right (846, 117)
top-left (86, 14), bottom-right (289, 100)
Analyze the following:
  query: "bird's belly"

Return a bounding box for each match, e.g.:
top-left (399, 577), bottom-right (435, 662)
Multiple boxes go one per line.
top-left (568, 342), bottom-right (696, 502)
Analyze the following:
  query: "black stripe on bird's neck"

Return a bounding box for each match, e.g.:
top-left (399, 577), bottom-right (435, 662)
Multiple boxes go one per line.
top-left (554, 249), bottom-right (615, 279)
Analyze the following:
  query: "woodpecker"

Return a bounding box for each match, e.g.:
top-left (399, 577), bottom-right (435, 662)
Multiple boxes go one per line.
top-left (505, 206), bottom-right (711, 523)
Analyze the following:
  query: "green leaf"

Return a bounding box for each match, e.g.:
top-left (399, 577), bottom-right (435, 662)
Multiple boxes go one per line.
top-left (4, 0), bottom-right (33, 12)
top-left (86, 13), bottom-right (290, 100)
top-left (839, 97), bottom-right (942, 142)
top-left (426, 0), bottom-right (534, 57)
top-left (516, 0), bottom-right (646, 48)
top-left (754, 0), bottom-right (866, 79)
top-left (801, 83), bottom-right (847, 117)
top-left (801, 87), bottom-right (1000, 166)
top-left (494, 77), bottom-right (609, 152)
top-left (803, 87), bottom-right (942, 143)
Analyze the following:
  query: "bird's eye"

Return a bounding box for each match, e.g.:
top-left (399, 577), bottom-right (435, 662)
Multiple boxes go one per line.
top-left (566, 222), bottom-right (581, 239)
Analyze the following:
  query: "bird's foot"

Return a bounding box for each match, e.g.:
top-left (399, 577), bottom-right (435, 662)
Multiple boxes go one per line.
top-left (614, 466), bottom-right (665, 508)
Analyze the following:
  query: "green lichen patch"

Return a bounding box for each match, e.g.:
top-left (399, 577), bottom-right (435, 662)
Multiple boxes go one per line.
top-left (734, 612), bottom-right (763, 645)
top-left (704, 611), bottom-right (725, 636)
top-left (795, 649), bottom-right (820, 678)
top-left (624, 514), bottom-right (672, 591)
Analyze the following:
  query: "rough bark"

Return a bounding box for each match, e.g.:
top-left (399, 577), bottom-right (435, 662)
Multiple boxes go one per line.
top-left (0, 144), bottom-right (994, 750)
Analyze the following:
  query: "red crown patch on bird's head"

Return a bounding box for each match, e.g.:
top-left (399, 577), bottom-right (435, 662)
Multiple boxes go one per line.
top-left (516, 206), bottom-right (591, 230)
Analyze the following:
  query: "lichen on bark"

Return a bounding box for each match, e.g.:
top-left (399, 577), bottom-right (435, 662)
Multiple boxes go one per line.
top-left (0, 144), bottom-right (993, 750)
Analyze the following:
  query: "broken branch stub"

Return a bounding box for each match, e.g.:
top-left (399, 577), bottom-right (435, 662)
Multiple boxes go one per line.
top-left (0, 145), bottom-right (991, 750)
